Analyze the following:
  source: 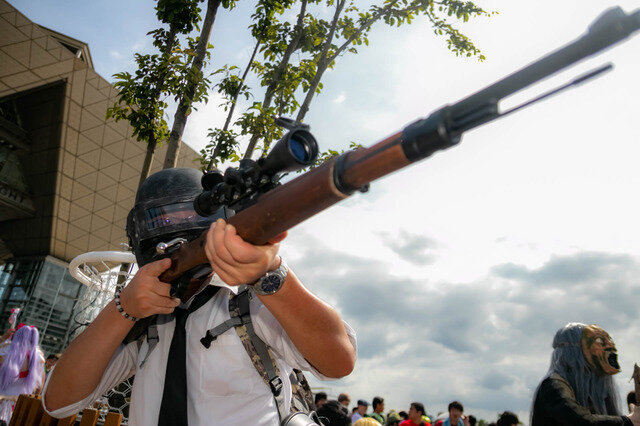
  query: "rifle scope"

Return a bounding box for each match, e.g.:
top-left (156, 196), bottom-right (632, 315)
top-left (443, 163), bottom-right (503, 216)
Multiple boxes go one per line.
top-left (194, 127), bottom-right (318, 217)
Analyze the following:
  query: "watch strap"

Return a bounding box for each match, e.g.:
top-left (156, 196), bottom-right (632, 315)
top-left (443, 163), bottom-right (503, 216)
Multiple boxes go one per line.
top-left (250, 257), bottom-right (288, 296)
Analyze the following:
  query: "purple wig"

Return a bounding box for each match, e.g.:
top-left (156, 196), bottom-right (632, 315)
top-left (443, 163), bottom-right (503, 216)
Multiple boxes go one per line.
top-left (0, 326), bottom-right (41, 393)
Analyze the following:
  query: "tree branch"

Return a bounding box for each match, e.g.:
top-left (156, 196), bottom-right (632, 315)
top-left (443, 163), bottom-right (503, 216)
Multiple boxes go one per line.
top-left (330, 0), bottom-right (419, 63)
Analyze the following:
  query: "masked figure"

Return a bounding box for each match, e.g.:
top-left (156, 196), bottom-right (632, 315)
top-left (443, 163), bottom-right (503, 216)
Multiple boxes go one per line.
top-left (43, 167), bottom-right (357, 426)
top-left (531, 322), bottom-right (640, 425)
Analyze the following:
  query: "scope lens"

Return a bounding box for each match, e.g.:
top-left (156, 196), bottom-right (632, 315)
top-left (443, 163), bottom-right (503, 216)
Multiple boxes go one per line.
top-left (289, 136), bottom-right (308, 162)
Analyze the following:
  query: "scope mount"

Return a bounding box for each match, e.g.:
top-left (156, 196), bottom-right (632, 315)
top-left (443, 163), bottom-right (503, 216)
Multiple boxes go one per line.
top-left (194, 116), bottom-right (319, 216)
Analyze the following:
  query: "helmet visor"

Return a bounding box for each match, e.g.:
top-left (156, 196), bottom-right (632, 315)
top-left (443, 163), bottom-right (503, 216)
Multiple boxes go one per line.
top-left (145, 202), bottom-right (213, 231)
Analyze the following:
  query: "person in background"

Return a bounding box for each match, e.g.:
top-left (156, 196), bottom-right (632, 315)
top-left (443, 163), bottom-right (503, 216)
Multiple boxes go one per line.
top-left (315, 391), bottom-right (328, 409)
top-left (496, 411), bottom-right (519, 426)
top-left (370, 396), bottom-right (385, 424)
top-left (0, 326), bottom-right (45, 423)
top-left (400, 402), bottom-right (430, 426)
top-left (531, 323), bottom-right (640, 425)
top-left (467, 415), bottom-right (477, 426)
top-left (444, 401), bottom-right (468, 426)
top-left (44, 353), bottom-right (60, 375)
top-left (338, 393), bottom-right (351, 410)
top-left (386, 410), bottom-right (402, 426)
top-left (316, 400), bottom-right (351, 426)
top-left (352, 400), bottom-right (369, 422)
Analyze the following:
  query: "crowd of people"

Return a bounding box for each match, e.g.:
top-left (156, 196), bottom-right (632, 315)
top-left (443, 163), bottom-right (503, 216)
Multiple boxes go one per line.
top-left (312, 393), bottom-right (519, 426)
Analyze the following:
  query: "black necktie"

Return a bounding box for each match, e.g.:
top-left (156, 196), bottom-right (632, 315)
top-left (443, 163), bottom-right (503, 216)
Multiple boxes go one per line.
top-left (158, 285), bottom-right (219, 426)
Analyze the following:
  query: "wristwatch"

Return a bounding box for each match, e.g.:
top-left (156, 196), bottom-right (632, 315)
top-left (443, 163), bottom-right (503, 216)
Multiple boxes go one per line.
top-left (249, 257), bottom-right (288, 296)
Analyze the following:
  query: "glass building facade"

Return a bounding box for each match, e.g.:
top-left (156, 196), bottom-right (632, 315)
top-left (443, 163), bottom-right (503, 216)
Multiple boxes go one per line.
top-left (0, 0), bottom-right (198, 368)
top-left (0, 256), bottom-right (84, 355)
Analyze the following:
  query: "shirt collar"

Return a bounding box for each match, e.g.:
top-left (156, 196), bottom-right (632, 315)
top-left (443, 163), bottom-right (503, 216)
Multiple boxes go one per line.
top-left (207, 274), bottom-right (239, 295)
top-left (181, 274), bottom-right (239, 308)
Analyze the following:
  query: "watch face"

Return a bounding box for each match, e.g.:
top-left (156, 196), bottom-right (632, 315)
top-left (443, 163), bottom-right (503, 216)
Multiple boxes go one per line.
top-left (261, 274), bottom-right (282, 293)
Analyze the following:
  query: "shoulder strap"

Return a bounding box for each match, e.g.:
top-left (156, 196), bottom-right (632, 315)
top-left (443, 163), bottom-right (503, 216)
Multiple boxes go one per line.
top-left (288, 368), bottom-right (315, 413)
top-left (136, 314), bottom-right (173, 368)
top-left (200, 286), bottom-right (288, 422)
top-left (138, 321), bottom-right (158, 368)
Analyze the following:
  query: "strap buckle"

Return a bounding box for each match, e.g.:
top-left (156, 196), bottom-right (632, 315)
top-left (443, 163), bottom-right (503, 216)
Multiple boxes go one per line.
top-left (269, 377), bottom-right (283, 396)
top-left (200, 330), bottom-right (217, 349)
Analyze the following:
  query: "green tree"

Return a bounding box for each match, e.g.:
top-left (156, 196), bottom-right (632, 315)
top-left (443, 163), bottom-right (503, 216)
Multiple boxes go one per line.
top-left (200, 0), bottom-right (493, 169)
top-left (295, 0), bottom-right (491, 123)
top-left (202, 0), bottom-right (299, 171)
top-left (239, 0), bottom-right (313, 159)
top-left (163, 0), bottom-right (238, 169)
top-left (111, 0), bottom-right (493, 178)
top-left (106, 0), bottom-right (203, 187)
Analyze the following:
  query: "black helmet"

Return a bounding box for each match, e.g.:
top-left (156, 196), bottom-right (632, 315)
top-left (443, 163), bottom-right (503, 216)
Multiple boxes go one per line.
top-left (126, 167), bottom-right (229, 266)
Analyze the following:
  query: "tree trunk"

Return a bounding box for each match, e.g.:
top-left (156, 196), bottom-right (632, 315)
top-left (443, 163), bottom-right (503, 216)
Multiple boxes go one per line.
top-left (295, 58), bottom-right (327, 123)
top-left (243, 0), bottom-right (309, 159)
top-left (136, 28), bottom-right (176, 188)
top-left (139, 137), bottom-right (157, 187)
top-left (295, 0), bottom-right (345, 123)
top-left (164, 0), bottom-right (221, 169)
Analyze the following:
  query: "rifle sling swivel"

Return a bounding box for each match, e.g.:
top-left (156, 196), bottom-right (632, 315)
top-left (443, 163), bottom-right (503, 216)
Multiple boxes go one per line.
top-left (333, 151), bottom-right (369, 196)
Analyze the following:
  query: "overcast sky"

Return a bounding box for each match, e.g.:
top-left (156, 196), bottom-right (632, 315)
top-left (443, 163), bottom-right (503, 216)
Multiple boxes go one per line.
top-left (11, 0), bottom-right (640, 422)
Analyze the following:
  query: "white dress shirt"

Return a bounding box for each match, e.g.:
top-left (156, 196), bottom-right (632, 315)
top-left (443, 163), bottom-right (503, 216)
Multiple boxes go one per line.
top-left (42, 276), bottom-right (357, 426)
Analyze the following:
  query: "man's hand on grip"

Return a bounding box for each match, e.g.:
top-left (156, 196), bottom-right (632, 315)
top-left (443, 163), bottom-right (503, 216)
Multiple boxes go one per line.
top-left (204, 219), bottom-right (286, 286)
top-left (119, 258), bottom-right (181, 318)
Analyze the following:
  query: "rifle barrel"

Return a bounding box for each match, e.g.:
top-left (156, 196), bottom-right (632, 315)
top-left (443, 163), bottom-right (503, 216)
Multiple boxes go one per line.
top-left (450, 7), bottom-right (640, 121)
top-left (158, 7), bottom-right (640, 290)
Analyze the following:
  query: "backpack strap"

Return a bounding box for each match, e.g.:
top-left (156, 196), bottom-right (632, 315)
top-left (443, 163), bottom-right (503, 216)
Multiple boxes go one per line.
top-left (288, 369), bottom-right (315, 413)
top-left (200, 286), bottom-right (288, 422)
top-left (138, 322), bottom-right (159, 368)
top-left (135, 314), bottom-right (174, 368)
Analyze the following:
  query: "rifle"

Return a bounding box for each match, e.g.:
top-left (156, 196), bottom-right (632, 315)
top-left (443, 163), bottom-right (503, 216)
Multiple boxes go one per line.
top-left (158, 6), bottom-right (639, 297)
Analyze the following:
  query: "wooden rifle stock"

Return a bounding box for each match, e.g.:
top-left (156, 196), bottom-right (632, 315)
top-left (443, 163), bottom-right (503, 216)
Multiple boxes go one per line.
top-left (158, 131), bottom-right (407, 285)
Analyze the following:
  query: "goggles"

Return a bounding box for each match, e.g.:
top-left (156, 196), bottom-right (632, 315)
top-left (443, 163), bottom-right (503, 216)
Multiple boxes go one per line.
top-left (145, 202), bottom-right (210, 231)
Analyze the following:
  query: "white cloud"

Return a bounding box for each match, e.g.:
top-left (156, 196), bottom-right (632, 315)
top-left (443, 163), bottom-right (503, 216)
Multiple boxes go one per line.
top-left (333, 93), bottom-right (346, 104)
top-left (284, 232), bottom-right (640, 422)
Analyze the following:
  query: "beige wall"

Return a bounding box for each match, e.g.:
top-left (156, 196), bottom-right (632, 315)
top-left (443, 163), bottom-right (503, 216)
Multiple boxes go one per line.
top-left (0, 0), bottom-right (200, 262)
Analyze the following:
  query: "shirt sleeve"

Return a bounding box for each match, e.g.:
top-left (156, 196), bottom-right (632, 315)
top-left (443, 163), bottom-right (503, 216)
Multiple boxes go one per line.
top-left (250, 295), bottom-right (357, 381)
top-left (42, 342), bottom-right (138, 419)
top-left (535, 377), bottom-right (633, 426)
